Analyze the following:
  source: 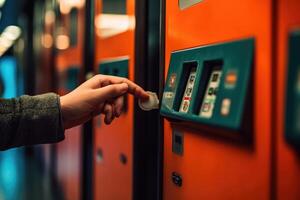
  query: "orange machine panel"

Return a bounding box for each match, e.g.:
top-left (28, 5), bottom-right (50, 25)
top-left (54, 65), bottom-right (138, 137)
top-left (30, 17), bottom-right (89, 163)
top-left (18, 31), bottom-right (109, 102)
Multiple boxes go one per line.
top-left (276, 0), bottom-right (300, 199)
top-left (163, 1), bottom-right (272, 200)
top-left (93, 1), bottom-right (135, 200)
top-left (55, 6), bottom-right (85, 200)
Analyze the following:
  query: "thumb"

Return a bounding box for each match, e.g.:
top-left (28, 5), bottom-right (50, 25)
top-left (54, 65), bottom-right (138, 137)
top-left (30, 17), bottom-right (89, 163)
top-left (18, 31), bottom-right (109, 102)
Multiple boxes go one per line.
top-left (96, 83), bottom-right (128, 100)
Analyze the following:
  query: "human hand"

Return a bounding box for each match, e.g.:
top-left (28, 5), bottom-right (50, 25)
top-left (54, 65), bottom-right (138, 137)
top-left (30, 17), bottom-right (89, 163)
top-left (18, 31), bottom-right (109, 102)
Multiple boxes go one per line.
top-left (60, 75), bottom-right (149, 129)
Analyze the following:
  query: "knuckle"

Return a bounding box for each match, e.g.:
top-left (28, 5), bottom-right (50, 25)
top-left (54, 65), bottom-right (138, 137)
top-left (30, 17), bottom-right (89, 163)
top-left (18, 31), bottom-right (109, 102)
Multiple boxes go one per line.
top-left (104, 104), bottom-right (110, 112)
top-left (95, 74), bottom-right (101, 79)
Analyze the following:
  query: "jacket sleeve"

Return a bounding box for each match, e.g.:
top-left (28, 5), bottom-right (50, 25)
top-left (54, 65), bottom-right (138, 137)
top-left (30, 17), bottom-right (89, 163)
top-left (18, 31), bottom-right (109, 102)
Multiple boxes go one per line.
top-left (0, 93), bottom-right (65, 150)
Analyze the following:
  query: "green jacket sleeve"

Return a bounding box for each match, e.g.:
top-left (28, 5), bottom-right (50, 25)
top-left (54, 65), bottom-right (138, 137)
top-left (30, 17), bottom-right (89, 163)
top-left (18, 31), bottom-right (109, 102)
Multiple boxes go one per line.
top-left (0, 93), bottom-right (65, 150)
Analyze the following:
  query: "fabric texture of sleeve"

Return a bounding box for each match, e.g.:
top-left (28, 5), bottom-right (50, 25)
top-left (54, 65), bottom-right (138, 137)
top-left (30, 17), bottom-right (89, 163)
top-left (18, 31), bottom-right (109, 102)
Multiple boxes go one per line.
top-left (0, 93), bottom-right (65, 150)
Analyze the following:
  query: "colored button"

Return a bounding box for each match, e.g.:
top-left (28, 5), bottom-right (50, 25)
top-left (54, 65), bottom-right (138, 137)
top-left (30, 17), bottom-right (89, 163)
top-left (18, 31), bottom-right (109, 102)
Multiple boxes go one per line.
top-left (225, 71), bottom-right (237, 88)
top-left (221, 98), bottom-right (231, 116)
top-left (183, 96), bottom-right (191, 101)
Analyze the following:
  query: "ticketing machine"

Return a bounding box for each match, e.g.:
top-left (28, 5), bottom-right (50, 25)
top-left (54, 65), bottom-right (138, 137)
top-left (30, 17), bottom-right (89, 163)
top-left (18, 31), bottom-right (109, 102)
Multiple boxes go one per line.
top-left (93, 0), bottom-right (135, 199)
top-left (160, 0), bottom-right (272, 199)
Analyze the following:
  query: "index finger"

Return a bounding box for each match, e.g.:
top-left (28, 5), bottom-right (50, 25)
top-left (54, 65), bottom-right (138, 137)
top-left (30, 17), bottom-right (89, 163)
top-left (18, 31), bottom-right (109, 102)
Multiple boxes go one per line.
top-left (101, 75), bottom-right (149, 100)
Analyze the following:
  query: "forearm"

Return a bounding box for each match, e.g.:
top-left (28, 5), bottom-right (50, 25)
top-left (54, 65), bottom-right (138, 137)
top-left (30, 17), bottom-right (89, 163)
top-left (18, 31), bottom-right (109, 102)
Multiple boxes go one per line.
top-left (0, 93), bottom-right (65, 150)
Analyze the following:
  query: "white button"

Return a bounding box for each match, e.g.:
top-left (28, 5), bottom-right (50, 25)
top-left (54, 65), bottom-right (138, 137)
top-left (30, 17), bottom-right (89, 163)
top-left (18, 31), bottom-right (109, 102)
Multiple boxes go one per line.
top-left (221, 98), bottom-right (231, 116)
top-left (139, 91), bottom-right (159, 111)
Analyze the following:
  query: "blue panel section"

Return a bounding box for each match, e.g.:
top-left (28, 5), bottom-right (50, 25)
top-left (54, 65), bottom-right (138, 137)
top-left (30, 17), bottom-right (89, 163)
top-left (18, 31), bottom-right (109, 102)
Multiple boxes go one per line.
top-left (0, 57), bottom-right (18, 98)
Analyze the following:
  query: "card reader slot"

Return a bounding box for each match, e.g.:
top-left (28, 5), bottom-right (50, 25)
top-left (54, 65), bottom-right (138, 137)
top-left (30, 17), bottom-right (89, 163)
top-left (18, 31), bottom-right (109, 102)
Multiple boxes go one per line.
top-left (193, 59), bottom-right (223, 118)
top-left (173, 61), bottom-right (198, 112)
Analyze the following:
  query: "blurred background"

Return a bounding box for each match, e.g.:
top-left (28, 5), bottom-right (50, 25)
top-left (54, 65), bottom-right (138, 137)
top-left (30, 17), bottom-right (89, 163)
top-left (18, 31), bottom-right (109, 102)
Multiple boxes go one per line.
top-left (0, 0), bottom-right (299, 200)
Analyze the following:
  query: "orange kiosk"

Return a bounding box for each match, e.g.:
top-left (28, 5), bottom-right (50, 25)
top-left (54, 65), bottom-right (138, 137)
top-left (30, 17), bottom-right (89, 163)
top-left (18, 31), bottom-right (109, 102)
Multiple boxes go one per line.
top-left (160, 1), bottom-right (273, 199)
top-left (276, 0), bottom-right (300, 199)
top-left (93, 0), bottom-right (135, 199)
top-left (54, 3), bottom-right (85, 200)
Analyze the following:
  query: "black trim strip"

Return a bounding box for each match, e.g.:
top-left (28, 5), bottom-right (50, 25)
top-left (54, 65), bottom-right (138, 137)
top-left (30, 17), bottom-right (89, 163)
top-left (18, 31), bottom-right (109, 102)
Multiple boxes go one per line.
top-left (81, 0), bottom-right (95, 200)
top-left (133, 0), bottom-right (165, 199)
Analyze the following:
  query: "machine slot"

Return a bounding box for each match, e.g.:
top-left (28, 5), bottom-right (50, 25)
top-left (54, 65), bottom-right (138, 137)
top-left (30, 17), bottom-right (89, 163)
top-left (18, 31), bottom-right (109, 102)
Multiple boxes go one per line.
top-left (175, 61), bottom-right (198, 112)
top-left (196, 60), bottom-right (223, 118)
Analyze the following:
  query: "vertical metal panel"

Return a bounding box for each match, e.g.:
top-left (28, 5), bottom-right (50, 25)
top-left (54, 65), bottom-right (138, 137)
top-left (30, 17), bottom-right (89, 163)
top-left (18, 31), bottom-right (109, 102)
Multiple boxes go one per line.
top-left (133, 0), bottom-right (164, 199)
top-left (82, 0), bottom-right (95, 200)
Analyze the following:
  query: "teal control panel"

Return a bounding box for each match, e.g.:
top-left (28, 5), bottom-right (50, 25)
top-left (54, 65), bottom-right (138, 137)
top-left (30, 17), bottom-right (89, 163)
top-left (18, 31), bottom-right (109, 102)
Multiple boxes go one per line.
top-left (98, 57), bottom-right (129, 78)
top-left (285, 30), bottom-right (300, 145)
top-left (65, 66), bottom-right (80, 91)
top-left (160, 39), bottom-right (254, 130)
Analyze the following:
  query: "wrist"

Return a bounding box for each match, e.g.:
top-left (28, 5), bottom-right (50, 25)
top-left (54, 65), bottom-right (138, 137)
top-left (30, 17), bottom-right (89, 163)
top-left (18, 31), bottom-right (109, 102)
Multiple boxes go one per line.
top-left (59, 95), bottom-right (69, 130)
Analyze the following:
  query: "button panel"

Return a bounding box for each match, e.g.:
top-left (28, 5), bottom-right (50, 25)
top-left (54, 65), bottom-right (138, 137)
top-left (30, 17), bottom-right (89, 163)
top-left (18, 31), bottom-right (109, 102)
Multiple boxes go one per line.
top-left (160, 38), bottom-right (254, 130)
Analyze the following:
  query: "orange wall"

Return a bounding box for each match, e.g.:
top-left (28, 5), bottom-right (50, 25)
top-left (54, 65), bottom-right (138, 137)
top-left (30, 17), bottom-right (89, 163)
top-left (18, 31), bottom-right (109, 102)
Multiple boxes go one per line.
top-left (163, 1), bottom-right (272, 199)
top-left (93, 1), bottom-right (135, 200)
top-left (276, 0), bottom-right (300, 199)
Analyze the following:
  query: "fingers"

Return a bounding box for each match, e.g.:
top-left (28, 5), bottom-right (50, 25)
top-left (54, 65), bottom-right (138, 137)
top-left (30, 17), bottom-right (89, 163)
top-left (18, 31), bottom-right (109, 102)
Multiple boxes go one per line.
top-left (103, 104), bottom-right (113, 124)
top-left (95, 75), bottom-right (149, 100)
top-left (113, 95), bottom-right (124, 117)
top-left (95, 82), bottom-right (129, 100)
top-left (91, 101), bottom-right (120, 125)
top-left (109, 76), bottom-right (149, 100)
